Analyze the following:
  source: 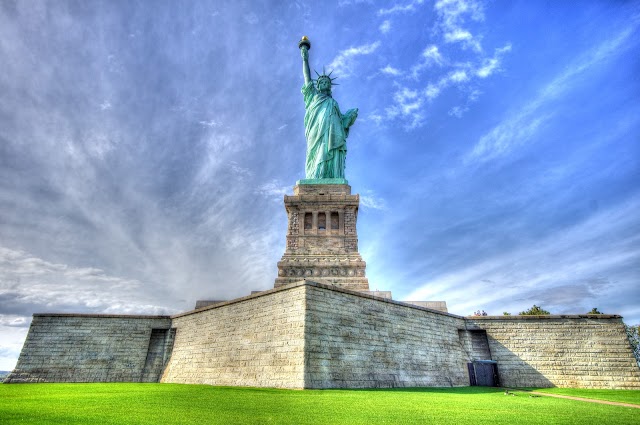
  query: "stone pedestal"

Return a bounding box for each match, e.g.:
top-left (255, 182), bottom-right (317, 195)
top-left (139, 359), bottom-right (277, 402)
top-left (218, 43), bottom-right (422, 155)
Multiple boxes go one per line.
top-left (274, 183), bottom-right (369, 291)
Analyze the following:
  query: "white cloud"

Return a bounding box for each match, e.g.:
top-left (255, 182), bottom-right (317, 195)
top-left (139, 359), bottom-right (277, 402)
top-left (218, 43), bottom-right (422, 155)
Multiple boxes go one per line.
top-left (424, 83), bottom-right (441, 100)
top-left (435, 0), bottom-right (485, 51)
top-left (422, 45), bottom-right (444, 64)
top-left (448, 105), bottom-right (468, 118)
top-left (410, 45), bottom-right (445, 79)
top-left (244, 13), bottom-right (258, 24)
top-left (379, 20), bottom-right (392, 34)
top-left (0, 324), bottom-right (28, 370)
top-left (360, 191), bottom-right (388, 210)
top-left (199, 119), bottom-right (222, 128)
top-left (468, 114), bottom-right (548, 163)
top-left (476, 44), bottom-right (512, 78)
top-left (255, 180), bottom-right (289, 200)
top-left (376, 1), bottom-right (511, 126)
top-left (466, 29), bottom-right (633, 164)
top-left (381, 65), bottom-right (402, 76)
top-left (338, 0), bottom-right (373, 6)
top-left (387, 86), bottom-right (424, 127)
top-left (378, 0), bottom-right (425, 16)
top-left (406, 195), bottom-right (640, 320)
top-left (0, 246), bottom-right (176, 316)
top-left (445, 28), bottom-right (472, 43)
top-left (368, 113), bottom-right (384, 125)
top-left (0, 315), bottom-right (28, 327)
top-left (447, 69), bottom-right (469, 83)
top-left (328, 42), bottom-right (381, 78)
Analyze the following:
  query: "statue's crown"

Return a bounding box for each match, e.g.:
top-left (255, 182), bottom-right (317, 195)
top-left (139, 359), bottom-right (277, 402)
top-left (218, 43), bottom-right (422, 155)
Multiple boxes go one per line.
top-left (314, 67), bottom-right (339, 88)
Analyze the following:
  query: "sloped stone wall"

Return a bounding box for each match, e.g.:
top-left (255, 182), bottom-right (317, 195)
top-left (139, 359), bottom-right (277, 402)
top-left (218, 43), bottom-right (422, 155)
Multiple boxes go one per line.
top-left (7, 283), bottom-right (640, 389)
top-left (466, 316), bottom-right (640, 389)
top-left (162, 285), bottom-right (307, 389)
top-left (5, 314), bottom-right (171, 383)
top-left (304, 283), bottom-right (470, 388)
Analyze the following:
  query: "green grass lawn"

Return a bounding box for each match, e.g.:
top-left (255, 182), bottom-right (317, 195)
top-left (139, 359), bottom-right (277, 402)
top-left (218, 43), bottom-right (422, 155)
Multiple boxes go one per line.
top-left (1, 384), bottom-right (638, 425)
top-left (528, 387), bottom-right (640, 405)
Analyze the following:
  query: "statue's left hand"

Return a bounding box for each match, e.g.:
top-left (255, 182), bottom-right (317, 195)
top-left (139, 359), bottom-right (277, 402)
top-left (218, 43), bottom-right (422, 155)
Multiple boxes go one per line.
top-left (343, 108), bottom-right (358, 128)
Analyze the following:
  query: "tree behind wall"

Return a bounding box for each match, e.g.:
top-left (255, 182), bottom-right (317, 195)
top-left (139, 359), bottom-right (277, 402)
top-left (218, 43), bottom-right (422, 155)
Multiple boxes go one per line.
top-left (519, 305), bottom-right (551, 315)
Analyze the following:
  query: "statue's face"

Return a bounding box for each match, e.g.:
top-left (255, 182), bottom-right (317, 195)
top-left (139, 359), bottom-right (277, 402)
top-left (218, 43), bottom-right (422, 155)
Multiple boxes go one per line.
top-left (317, 77), bottom-right (331, 92)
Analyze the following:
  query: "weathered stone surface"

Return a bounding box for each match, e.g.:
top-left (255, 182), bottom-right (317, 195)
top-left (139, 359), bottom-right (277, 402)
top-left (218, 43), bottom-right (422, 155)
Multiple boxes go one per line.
top-left (275, 184), bottom-right (369, 291)
top-left (403, 301), bottom-right (448, 312)
top-left (194, 300), bottom-right (225, 309)
top-left (161, 285), bottom-right (307, 389)
top-left (303, 283), bottom-right (469, 388)
top-left (466, 316), bottom-right (640, 389)
top-left (7, 283), bottom-right (639, 389)
top-left (5, 314), bottom-right (171, 383)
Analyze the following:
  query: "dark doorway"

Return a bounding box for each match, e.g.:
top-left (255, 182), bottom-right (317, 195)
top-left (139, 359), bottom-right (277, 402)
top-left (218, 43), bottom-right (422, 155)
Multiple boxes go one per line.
top-left (468, 360), bottom-right (499, 387)
top-left (141, 328), bottom-right (176, 382)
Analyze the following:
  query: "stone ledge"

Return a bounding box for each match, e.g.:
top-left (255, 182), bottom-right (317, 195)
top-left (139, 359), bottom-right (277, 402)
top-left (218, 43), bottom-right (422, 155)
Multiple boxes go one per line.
top-left (171, 281), bottom-right (310, 319)
top-left (32, 313), bottom-right (171, 319)
top-left (303, 280), bottom-right (465, 319)
top-left (295, 179), bottom-right (348, 185)
top-left (466, 314), bottom-right (623, 320)
top-left (172, 280), bottom-right (465, 320)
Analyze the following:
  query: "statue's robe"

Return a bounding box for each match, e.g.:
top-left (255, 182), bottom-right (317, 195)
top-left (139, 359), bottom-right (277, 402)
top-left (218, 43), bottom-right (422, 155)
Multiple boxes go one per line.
top-left (302, 81), bottom-right (356, 179)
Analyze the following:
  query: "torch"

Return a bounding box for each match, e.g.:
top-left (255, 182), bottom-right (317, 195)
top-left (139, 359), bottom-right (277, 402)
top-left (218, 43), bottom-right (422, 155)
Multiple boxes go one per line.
top-left (299, 36), bottom-right (311, 51)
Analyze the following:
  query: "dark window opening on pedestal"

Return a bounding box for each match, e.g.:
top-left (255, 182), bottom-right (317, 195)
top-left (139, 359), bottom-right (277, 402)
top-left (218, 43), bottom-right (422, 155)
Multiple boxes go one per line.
top-left (304, 213), bottom-right (312, 230)
top-left (331, 212), bottom-right (339, 229)
top-left (318, 213), bottom-right (326, 230)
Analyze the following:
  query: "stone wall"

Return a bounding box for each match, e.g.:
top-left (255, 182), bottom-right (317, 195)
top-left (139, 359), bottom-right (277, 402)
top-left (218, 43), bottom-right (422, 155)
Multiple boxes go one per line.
top-left (5, 314), bottom-right (171, 383)
top-left (466, 316), bottom-right (640, 389)
top-left (304, 283), bottom-right (470, 388)
top-left (7, 283), bottom-right (640, 389)
top-left (161, 285), bottom-right (307, 389)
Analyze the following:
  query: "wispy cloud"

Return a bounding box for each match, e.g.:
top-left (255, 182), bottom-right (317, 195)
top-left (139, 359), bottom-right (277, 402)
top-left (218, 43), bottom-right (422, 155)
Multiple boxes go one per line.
top-left (360, 190), bottom-right (388, 210)
top-left (0, 246), bottom-right (175, 316)
top-left (386, 86), bottom-right (425, 128)
top-left (199, 119), bottom-right (222, 128)
top-left (406, 195), bottom-right (640, 317)
top-left (376, 1), bottom-right (511, 125)
top-left (378, 0), bottom-right (425, 16)
top-left (255, 180), bottom-right (289, 200)
top-left (476, 44), bottom-right (511, 78)
top-left (381, 65), bottom-right (403, 76)
top-left (379, 20), bottom-right (392, 34)
top-left (328, 42), bottom-right (381, 78)
top-left (409, 45), bottom-right (445, 79)
top-left (435, 0), bottom-right (485, 51)
top-left (466, 28), bottom-right (634, 163)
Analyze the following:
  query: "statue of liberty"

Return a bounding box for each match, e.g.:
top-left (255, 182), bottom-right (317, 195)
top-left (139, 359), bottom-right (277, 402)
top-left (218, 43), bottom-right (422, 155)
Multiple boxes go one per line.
top-left (299, 37), bottom-right (358, 180)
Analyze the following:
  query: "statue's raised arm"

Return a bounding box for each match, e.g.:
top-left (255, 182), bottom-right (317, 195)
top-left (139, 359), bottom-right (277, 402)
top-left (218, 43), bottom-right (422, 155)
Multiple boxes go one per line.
top-left (298, 36), bottom-right (358, 181)
top-left (299, 36), bottom-right (312, 86)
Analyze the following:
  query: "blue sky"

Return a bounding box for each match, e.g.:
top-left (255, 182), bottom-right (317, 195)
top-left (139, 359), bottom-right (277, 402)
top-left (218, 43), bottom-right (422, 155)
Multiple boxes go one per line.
top-left (1, 0), bottom-right (639, 370)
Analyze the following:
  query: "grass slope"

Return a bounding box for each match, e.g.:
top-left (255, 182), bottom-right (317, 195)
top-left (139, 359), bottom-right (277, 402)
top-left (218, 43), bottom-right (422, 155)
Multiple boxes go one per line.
top-left (0, 384), bottom-right (638, 425)
top-left (530, 388), bottom-right (640, 405)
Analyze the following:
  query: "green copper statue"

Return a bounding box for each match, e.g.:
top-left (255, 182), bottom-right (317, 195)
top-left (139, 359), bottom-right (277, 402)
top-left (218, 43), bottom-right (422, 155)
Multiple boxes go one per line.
top-left (299, 36), bottom-right (358, 180)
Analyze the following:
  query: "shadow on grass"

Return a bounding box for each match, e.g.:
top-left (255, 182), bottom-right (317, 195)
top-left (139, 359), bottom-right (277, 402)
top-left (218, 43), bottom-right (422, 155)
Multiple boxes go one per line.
top-left (312, 386), bottom-right (504, 395)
